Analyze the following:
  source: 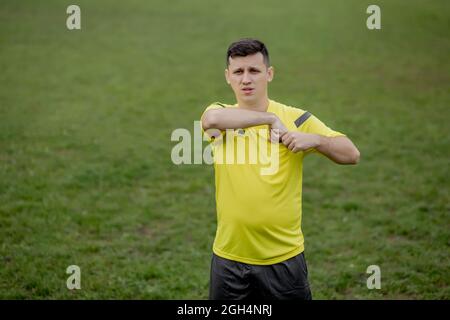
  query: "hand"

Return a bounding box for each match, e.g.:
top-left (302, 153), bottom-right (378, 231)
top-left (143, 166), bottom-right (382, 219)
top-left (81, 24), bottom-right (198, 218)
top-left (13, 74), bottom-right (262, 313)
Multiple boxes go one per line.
top-left (281, 131), bottom-right (321, 153)
top-left (269, 115), bottom-right (288, 143)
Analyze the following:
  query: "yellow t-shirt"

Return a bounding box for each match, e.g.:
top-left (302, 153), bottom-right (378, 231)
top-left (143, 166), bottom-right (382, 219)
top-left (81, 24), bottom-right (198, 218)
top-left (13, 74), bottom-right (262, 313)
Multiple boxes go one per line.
top-left (201, 99), bottom-right (345, 265)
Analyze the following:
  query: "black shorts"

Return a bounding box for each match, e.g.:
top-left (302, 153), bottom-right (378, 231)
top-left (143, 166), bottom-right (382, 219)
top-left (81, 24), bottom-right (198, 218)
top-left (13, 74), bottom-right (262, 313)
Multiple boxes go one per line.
top-left (209, 252), bottom-right (312, 300)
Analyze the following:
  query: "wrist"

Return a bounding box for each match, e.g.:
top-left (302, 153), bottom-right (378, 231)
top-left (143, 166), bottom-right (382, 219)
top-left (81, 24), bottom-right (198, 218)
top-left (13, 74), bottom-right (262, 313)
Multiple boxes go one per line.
top-left (315, 134), bottom-right (324, 148)
top-left (267, 112), bottom-right (277, 125)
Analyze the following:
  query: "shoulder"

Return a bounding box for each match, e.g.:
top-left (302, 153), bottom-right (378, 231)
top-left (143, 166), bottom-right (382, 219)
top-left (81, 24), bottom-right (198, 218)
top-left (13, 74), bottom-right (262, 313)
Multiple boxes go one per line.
top-left (270, 99), bottom-right (306, 115)
top-left (201, 102), bottom-right (235, 119)
top-left (270, 100), bottom-right (312, 127)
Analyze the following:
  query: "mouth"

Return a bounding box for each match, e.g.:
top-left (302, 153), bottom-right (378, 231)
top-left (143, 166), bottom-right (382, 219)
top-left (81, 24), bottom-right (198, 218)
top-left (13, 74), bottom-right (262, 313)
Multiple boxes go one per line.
top-left (241, 88), bottom-right (254, 95)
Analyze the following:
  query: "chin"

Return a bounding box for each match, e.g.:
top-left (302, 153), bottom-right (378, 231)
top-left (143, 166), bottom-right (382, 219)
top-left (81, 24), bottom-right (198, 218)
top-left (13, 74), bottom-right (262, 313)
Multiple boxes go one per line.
top-left (240, 94), bottom-right (257, 101)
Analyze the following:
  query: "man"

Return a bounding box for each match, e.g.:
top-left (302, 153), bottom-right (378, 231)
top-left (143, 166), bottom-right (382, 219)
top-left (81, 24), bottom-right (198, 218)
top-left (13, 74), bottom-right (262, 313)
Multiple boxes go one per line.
top-left (201, 38), bottom-right (360, 300)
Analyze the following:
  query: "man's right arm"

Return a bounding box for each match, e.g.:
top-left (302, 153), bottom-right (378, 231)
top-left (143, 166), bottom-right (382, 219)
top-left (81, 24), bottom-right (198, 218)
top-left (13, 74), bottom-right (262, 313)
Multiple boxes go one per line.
top-left (201, 108), bottom-right (287, 142)
top-left (202, 108), bottom-right (275, 130)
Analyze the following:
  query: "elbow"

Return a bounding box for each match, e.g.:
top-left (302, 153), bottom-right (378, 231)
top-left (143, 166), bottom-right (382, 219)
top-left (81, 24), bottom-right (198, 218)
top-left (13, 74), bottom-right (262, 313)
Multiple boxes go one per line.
top-left (343, 139), bottom-right (360, 165)
top-left (330, 137), bottom-right (360, 165)
top-left (348, 148), bottom-right (360, 165)
top-left (336, 148), bottom-right (360, 165)
top-left (202, 111), bottom-right (219, 130)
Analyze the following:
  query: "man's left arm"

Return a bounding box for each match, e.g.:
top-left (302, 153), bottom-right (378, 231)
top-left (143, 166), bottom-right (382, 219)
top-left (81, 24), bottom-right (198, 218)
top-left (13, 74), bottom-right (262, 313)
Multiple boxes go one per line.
top-left (315, 135), bottom-right (360, 164)
top-left (282, 132), bottom-right (360, 164)
top-left (281, 112), bottom-right (360, 165)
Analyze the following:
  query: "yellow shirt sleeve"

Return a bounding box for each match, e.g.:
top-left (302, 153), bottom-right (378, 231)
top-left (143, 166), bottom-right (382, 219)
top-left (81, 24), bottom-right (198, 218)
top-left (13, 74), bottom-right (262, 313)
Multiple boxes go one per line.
top-left (296, 112), bottom-right (346, 155)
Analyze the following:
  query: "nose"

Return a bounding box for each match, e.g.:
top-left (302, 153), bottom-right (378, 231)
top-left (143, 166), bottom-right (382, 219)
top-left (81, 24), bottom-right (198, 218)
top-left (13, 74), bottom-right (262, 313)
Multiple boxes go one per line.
top-left (242, 71), bottom-right (251, 85)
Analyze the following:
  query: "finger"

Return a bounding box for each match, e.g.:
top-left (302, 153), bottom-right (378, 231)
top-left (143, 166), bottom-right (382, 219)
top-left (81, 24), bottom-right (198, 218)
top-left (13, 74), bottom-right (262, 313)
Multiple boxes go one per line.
top-left (281, 131), bottom-right (291, 140)
top-left (278, 131), bottom-right (286, 142)
top-left (288, 140), bottom-right (296, 151)
top-left (269, 131), bottom-right (279, 143)
top-left (271, 135), bottom-right (279, 143)
top-left (282, 133), bottom-right (293, 145)
top-left (272, 130), bottom-right (281, 143)
top-left (279, 130), bottom-right (288, 140)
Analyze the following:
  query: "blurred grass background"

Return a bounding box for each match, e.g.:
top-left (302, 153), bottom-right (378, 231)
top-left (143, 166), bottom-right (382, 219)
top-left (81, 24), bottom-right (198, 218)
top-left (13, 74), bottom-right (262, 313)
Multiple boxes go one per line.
top-left (0, 0), bottom-right (449, 299)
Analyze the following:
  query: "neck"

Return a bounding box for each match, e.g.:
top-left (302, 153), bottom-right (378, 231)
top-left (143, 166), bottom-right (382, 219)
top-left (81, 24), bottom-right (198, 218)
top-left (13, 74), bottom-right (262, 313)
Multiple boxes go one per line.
top-left (236, 94), bottom-right (270, 112)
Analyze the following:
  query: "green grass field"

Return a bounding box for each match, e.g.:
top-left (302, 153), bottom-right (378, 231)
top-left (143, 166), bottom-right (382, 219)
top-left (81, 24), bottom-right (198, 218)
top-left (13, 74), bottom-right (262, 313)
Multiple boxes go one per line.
top-left (0, 0), bottom-right (449, 299)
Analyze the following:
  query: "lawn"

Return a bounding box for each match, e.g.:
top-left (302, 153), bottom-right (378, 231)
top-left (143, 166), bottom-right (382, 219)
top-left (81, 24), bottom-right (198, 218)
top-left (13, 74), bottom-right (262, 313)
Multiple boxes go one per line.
top-left (0, 0), bottom-right (448, 299)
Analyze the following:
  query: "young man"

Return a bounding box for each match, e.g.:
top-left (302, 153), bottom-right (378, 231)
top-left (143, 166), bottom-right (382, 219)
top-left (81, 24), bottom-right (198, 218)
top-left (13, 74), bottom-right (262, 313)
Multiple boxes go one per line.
top-left (201, 38), bottom-right (360, 300)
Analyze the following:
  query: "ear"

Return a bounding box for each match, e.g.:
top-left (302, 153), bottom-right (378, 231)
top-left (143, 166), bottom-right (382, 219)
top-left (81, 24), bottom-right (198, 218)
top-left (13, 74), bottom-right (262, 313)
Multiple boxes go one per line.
top-left (224, 69), bottom-right (230, 84)
top-left (267, 66), bottom-right (274, 82)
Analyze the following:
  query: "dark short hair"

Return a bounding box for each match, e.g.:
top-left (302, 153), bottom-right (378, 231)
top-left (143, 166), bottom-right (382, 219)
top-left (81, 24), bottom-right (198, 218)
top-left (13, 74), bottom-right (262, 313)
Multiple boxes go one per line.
top-left (226, 38), bottom-right (270, 67)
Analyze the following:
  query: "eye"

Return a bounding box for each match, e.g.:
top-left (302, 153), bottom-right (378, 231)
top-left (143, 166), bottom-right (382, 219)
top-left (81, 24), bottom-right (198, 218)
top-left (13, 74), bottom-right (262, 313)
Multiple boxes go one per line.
top-left (234, 70), bottom-right (243, 74)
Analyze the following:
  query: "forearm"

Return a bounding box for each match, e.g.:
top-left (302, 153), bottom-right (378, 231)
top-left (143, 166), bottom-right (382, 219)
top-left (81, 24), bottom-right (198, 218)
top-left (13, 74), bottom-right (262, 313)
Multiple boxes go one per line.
top-left (202, 108), bottom-right (276, 130)
top-left (315, 136), bottom-right (360, 165)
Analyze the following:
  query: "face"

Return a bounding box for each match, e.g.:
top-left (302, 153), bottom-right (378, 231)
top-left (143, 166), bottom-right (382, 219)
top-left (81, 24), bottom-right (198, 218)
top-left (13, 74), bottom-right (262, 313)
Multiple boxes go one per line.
top-left (225, 52), bottom-right (273, 104)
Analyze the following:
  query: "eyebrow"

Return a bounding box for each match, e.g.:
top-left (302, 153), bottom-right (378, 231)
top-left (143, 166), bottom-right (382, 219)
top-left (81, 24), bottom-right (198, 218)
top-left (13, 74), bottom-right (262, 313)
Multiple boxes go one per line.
top-left (232, 66), bottom-right (262, 72)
